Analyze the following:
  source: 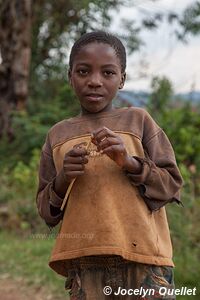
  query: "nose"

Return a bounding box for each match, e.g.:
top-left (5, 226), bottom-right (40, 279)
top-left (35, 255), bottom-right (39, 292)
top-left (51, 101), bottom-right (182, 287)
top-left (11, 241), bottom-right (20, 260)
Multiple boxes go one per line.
top-left (87, 73), bottom-right (103, 88)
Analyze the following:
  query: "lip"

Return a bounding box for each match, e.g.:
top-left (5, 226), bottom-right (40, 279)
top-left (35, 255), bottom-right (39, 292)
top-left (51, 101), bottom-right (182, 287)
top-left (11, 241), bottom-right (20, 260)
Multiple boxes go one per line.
top-left (85, 94), bottom-right (104, 102)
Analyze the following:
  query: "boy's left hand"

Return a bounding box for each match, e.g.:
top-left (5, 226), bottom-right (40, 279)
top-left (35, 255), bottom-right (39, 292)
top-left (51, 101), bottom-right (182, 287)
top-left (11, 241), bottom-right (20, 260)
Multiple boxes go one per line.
top-left (91, 126), bottom-right (141, 173)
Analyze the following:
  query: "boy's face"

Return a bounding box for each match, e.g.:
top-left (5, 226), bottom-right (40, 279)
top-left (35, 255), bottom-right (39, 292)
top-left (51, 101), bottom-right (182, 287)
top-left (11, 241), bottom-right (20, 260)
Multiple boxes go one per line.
top-left (69, 42), bottom-right (126, 114)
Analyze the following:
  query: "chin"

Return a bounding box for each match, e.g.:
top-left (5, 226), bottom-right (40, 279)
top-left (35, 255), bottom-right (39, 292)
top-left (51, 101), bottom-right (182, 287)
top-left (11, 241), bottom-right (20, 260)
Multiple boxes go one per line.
top-left (88, 109), bottom-right (103, 114)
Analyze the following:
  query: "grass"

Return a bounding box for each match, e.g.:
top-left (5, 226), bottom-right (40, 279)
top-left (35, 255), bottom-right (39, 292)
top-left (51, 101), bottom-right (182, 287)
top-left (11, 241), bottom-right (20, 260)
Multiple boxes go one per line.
top-left (167, 204), bottom-right (200, 299)
top-left (0, 230), bottom-right (69, 299)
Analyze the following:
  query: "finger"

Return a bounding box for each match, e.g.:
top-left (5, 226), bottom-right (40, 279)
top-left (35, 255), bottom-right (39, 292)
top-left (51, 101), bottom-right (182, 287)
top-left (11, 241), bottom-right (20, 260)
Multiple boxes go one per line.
top-left (92, 126), bottom-right (108, 137)
top-left (64, 170), bottom-right (85, 178)
top-left (92, 127), bottom-right (116, 144)
top-left (64, 156), bottom-right (88, 164)
top-left (92, 126), bottom-right (115, 138)
top-left (102, 144), bottom-right (124, 155)
top-left (68, 147), bottom-right (89, 157)
top-left (98, 137), bottom-right (121, 150)
top-left (64, 164), bottom-right (85, 172)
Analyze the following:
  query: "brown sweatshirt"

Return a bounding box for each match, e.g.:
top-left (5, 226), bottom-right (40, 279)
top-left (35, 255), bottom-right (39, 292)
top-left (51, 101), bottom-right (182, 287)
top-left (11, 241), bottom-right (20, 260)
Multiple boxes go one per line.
top-left (36, 107), bottom-right (183, 277)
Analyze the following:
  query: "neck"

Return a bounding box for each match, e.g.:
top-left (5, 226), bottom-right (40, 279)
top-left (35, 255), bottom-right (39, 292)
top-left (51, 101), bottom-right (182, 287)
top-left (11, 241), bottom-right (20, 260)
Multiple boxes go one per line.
top-left (80, 103), bottom-right (114, 116)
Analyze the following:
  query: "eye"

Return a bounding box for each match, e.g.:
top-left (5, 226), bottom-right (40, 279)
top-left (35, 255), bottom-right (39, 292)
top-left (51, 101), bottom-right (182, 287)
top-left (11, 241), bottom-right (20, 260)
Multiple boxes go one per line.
top-left (104, 70), bottom-right (116, 76)
top-left (77, 69), bottom-right (89, 76)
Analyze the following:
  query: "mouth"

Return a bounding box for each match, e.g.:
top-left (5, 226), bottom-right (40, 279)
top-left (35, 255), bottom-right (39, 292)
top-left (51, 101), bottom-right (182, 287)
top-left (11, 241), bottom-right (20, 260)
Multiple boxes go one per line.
top-left (85, 93), bottom-right (104, 102)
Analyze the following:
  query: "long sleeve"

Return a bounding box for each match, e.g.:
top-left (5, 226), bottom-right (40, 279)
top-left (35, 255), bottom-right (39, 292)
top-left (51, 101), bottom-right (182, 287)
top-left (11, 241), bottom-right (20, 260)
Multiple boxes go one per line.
top-left (125, 118), bottom-right (183, 211)
top-left (36, 134), bottom-right (64, 227)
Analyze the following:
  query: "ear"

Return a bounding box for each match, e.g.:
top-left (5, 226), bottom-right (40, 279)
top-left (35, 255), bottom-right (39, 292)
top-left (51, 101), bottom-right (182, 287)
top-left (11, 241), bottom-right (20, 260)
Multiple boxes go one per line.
top-left (68, 69), bottom-right (72, 86)
top-left (119, 72), bottom-right (126, 89)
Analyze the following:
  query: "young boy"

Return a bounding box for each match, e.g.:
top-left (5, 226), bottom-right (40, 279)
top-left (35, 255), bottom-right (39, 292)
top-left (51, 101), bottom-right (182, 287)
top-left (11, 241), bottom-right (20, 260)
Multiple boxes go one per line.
top-left (36, 31), bottom-right (183, 299)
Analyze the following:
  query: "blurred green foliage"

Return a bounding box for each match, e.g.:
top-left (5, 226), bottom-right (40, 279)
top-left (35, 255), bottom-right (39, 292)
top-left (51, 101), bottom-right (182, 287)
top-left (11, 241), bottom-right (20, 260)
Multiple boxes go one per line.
top-left (148, 76), bottom-right (173, 117)
top-left (0, 81), bottom-right (80, 232)
top-left (148, 77), bottom-right (200, 296)
top-left (0, 83), bottom-right (80, 169)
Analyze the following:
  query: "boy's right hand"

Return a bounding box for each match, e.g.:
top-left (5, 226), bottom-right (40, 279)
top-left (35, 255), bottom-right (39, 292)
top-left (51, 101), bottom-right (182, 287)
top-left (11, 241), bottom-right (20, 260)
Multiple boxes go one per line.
top-left (62, 143), bottom-right (89, 183)
top-left (54, 143), bottom-right (89, 199)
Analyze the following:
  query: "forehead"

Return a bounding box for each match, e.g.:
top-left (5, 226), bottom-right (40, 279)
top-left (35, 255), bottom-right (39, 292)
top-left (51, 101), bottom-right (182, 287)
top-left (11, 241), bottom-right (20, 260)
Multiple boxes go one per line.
top-left (73, 42), bottom-right (121, 68)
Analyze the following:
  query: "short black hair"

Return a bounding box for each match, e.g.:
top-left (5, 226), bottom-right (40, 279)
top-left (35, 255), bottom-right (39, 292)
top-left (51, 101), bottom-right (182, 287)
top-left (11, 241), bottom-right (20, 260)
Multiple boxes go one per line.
top-left (69, 31), bottom-right (126, 73)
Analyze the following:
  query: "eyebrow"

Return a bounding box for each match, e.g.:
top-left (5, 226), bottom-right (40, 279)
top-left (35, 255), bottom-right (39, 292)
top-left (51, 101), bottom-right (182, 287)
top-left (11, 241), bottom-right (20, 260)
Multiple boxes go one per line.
top-left (75, 63), bottom-right (119, 68)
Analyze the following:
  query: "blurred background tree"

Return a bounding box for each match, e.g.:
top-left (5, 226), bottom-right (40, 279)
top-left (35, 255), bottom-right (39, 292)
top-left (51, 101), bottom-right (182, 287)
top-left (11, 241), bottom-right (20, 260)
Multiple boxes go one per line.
top-left (0, 0), bottom-right (32, 139)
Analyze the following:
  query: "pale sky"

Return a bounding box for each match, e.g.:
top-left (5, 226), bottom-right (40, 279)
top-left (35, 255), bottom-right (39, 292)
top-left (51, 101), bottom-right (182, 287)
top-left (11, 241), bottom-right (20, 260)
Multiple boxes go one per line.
top-left (110, 0), bottom-right (200, 93)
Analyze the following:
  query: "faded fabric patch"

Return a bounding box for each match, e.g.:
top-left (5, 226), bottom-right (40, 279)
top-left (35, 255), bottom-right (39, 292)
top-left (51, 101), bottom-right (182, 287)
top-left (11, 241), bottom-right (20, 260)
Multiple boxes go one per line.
top-left (139, 265), bottom-right (175, 300)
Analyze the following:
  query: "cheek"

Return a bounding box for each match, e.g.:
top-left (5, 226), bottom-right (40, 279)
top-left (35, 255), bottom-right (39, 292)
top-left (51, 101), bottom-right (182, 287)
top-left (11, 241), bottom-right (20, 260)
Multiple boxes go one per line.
top-left (106, 79), bottom-right (121, 91)
top-left (71, 78), bottom-right (83, 93)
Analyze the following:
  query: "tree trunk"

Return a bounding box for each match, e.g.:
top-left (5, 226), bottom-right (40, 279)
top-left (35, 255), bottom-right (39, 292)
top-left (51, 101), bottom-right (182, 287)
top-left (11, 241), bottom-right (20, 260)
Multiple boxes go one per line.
top-left (0, 0), bottom-right (32, 139)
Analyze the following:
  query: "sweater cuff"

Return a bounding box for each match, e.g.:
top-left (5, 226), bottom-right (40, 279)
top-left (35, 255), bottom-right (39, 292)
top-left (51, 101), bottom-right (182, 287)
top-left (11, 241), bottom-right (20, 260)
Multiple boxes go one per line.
top-left (124, 156), bottom-right (151, 185)
top-left (49, 179), bottom-right (64, 208)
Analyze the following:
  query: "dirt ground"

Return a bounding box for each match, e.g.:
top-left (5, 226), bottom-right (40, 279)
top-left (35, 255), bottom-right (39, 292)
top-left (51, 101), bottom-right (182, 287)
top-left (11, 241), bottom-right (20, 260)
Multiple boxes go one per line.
top-left (0, 274), bottom-right (66, 300)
